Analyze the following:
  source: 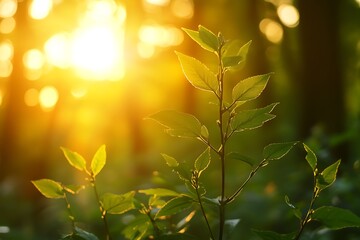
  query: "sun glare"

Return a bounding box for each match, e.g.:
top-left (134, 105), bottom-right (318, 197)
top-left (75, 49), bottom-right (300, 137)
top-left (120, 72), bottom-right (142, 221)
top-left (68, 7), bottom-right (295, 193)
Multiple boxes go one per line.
top-left (39, 86), bottom-right (58, 110)
top-left (28, 0), bottom-right (53, 20)
top-left (277, 4), bottom-right (300, 28)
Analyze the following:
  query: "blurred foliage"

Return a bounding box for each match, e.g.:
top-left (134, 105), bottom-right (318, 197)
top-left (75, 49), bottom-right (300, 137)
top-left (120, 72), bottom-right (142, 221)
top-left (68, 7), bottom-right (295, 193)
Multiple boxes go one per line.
top-left (0, 0), bottom-right (360, 239)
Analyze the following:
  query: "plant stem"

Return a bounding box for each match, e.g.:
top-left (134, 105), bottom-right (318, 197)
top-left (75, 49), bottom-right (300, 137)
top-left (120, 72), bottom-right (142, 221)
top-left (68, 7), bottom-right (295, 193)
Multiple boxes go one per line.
top-left (92, 179), bottom-right (112, 240)
top-left (194, 175), bottom-right (215, 240)
top-left (294, 178), bottom-right (319, 240)
top-left (145, 209), bottom-right (161, 238)
top-left (217, 44), bottom-right (226, 240)
top-left (63, 192), bottom-right (76, 232)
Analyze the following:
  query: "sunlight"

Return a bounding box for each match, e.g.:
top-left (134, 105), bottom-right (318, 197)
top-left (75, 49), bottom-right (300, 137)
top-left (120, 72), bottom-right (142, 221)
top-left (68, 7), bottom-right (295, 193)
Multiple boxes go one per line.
top-left (70, 26), bottom-right (124, 80)
top-left (277, 4), bottom-right (300, 28)
top-left (23, 49), bottom-right (45, 71)
top-left (0, 0), bottom-right (17, 18)
top-left (0, 17), bottom-right (16, 34)
top-left (259, 18), bottom-right (283, 44)
top-left (170, 0), bottom-right (194, 19)
top-left (145, 0), bottom-right (170, 6)
top-left (138, 24), bottom-right (183, 47)
top-left (24, 88), bottom-right (39, 107)
top-left (0, 40), bottom-right (13, 77)
top-left (356, 0), bottom-right (360, 7)
top-left (69, 0), bottom-right (126, 81)
top-left (39, 86), bottom-right (58, 110)
top-left (28, 0), bottom-right (52, 20)
top-left (44, 33), bottom-right (71, 69)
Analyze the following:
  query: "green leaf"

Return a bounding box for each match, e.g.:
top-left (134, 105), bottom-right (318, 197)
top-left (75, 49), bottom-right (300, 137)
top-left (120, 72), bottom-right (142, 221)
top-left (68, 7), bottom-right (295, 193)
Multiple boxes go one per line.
top-left (252, 229), bottom-right (296, 240)
top-left (227, 152), bottom-right (257, 167)
top-left (201, 125), bottom-right (209, 139)
top-left (194, 147), bottom-right (211, 176)
top-left (263, 142), bottom-right (298, 161)
top-left (101, 191), bottom-right (135, 214)
top-left (74, 227), bottom-right (99, 240)
top-left (312, 206), bottom-right (360, 229)
top-left (232, 73), bottom-right (272, 104)
top-left (230, 103), bottom-right (278, 132)
top-left (155, 195), bottom-right (194, 219)
top-left (90, 145), bottom-right (106, 177)
top-left (198, 25), bottom-right (219, 51)
top-left (63, 184), bottom-right (85, 195)
top-left (61, 147), bottom-right (86, 171)
top-left (176, 52), bottom-right (218, 93)
top-left (32, 179), bottom-right (64, 199)
top-left (222, 40), bottom-right (252, 69)
top-left (316, 160), bottom-right (341, 191)
top-left (161, 153), bottom-right (179, 167)
top-left (284, 195), bottom-right (302, 220)
top-left (122, 215), bottom-right (150, 240)
top-left (148, 110), bottom-right (204, 138)
top-left (138, 188), bottom-right (180, 197)
top-left (182, 28), bottom-right (216, 52)
top-left (303, 143), bottom-right (317, 172)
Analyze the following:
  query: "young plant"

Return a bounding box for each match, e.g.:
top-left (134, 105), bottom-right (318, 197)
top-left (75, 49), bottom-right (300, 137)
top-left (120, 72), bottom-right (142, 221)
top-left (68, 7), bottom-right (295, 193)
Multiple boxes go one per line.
top-left (147, 25), bottom-right (360, 239)
top-left (32, 145), bottom-right (136, 240)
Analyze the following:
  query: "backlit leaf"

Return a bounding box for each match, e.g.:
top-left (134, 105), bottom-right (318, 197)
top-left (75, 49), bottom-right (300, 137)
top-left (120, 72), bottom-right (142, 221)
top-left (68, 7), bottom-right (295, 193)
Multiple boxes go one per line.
top-left (312, 206), bottom-right (360, 229)
top-left (138, 188), bottom-right (180, 197)
top-left (101, 191), bottom-right (135, 214)
top-left (155, 195), bottom-right (194, 219)
top-left (194, 147), bottom-right (211, 176)
top-left (32, 179), bottom-right (64, 199)
top-left (222, 40), bottom-right (252, 69)
top-left (230, 103), bottom-right (278, 132)
top-left (182, 28), bottom-right (215, 52)
top-left (161, 154), bottom-right (179, 167)
top-left (316, 160), bottom-right (341, 192)
top-left (263, 142), bottom-right (298, 161)
top-left (90, 144), bottom-right (106, 177)
top-left (198, 25), bottom-right (219, 51)
top-left (148, 110), bottom-right (204, 138)
top-left (61, 147), bottom-right (86, 171)
top-left (303, 143), bottom-right (317, 172)
top-left (176, 52), bottom-right (218, 93)
top-left (232, 73), bottom-right (272, 104)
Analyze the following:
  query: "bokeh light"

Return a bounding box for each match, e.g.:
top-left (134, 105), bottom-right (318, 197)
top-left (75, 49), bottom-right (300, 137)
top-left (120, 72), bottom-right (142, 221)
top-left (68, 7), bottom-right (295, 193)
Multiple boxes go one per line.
top-left (39, 86), bottom-right (58, 110)
top-left (259, 18), bottom-right (283, 43)
top-left (145, 0), bottom-right (170, 6)
top-left (44, 32), bottom-right (71, 69)
top-left (24, 88), bottom-right (39, 107)
top-left (171, 0), bottom-right (194, 19)
top-left (277, 4), bottom-right (300, 28)
top-left (0, 17), bottom-right (16, 34)
top-left (0, 0), bottom-right (17, 18)
top-left (138, 24), bottom-right (183, 47)
top-left (23, 49), bottom-right (45, 71)
top-left (28, 0), bottom-right (53, 20)
top-left (0, 40), bottom-right (13, 77)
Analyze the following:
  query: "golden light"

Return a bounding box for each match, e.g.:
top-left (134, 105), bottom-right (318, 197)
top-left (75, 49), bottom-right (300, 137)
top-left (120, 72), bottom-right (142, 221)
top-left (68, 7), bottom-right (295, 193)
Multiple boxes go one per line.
top-left (70, 26), bottom-right (124, 80)
top-left (171, 0), bottom-right (194, 19)
top-left (44, 33), bottom-right (71, 69)
top-left (137, 42), bottom-right (155, 59)
top-left (0, 40), bottom-right (13, 77)
top-left (24, 88), bottom-right (39, 107)
top-left (0, 89), bottom-right (3, 106)
top-left (71, 87), bottom-right (87, 99)
top-left (0, 40), bottom-right (13, 61)
top-left (356, 0), bottom-right (360, 7)
top-left (23, 49), bottom-right (45, 70)
top-left (139, 24), bottom-right (183, 47)
top-left (277, 4), bottom-right (300, 28)
top-left (0, 0), bottom-right (17, 18)
top-left (259, 18), bottom-right (283, 44)
top-left (28, 0), bottom-right (53, 20)
top-left (39, 86), bottom-right (58, 110)
top-left (66, 0), bottom-right (126, 81)
top-left (145, 0), bottom-right (170, 6)
top-left (0, 17), bottom-right (16, 34)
